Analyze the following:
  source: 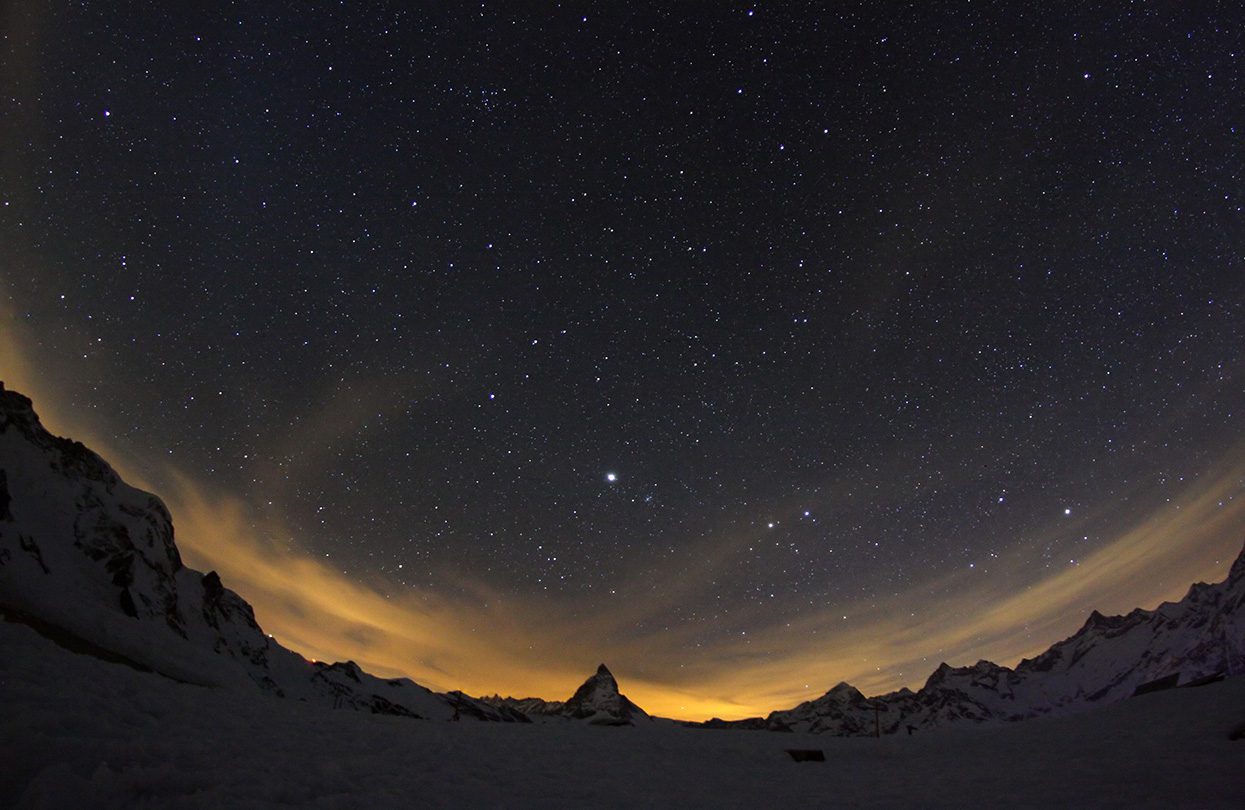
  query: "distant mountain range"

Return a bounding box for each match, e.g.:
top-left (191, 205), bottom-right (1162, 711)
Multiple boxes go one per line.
top-left (480, 663), bottom-right (650, 726)
top-left (699, 525), bottom-right (1245, 735)
top-left (1, 381), bottom-right (1241, 733)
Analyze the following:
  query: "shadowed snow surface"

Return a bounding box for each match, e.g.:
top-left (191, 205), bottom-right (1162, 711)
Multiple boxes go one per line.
top-left (2, 619), bottom-right (1243, 809)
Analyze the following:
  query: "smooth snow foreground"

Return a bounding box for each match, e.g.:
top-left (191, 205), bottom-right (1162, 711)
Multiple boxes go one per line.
top-left (2, 621), bottom-right (1242, 809)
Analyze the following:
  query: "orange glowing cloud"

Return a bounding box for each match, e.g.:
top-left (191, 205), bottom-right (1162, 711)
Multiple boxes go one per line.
top-left (2, 295), bottom-right (1243, 721)
top-left (168, 452), bottom-right (1245, 719)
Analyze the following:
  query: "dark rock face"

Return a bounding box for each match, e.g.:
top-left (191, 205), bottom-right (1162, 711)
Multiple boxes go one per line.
top-left (444, 691), bottom-right (532, 723)
top-left (0, 469), bottom-right (12, 521)
top-left (1231, 546), bottom-right (1245, 586)
top-left (561, 663), bottom-right (649, 725)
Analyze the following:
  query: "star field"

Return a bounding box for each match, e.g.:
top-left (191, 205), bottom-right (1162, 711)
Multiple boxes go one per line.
top-left (2, 4), bottom-right (1243, 717)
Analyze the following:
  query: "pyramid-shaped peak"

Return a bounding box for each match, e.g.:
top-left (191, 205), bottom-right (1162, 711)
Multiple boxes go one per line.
top-left (576, 664), bottom-right (618, 693)
top-left (923, 662), bottom-right (954, 689)
top-left (815, 681), bottom-right (866, 703)
top-left (567, 664), bottom-right (620, 703)
top-left (1077, 608), bottom-right (1133, 636)
top-left (563, 663), bottom-right (648, 724)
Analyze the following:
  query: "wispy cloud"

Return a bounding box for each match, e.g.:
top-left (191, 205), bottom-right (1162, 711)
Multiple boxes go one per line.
top-left (3, 304), bottom-right (1242, 720)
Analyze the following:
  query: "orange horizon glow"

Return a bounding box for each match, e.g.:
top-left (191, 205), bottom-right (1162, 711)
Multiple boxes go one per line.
top-left (3, 306), bottom-right (1243, 721)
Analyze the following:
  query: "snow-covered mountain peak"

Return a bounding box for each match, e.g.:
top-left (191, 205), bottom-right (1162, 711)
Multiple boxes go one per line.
top-left (0, 385), bottom-right (135, 498)
top-left (592, 663), bottom-right (616, 683)
top-left (568, 663), bottom-right (620, 700)
top-left (0, 383), bottom-right (527, 723)
top-left (822, 681), bottom-right (865, 700)
top-left (562, 663), bottom-right (649, 725)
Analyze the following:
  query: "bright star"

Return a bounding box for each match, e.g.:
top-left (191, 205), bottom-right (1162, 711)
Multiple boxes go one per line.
top-left (606, 473), bottom-right (617, 483)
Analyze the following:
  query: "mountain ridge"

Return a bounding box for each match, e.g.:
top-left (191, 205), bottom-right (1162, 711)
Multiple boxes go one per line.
top-left (2, 381), bottom-right (1241, 732)
top-left (0, 383), bottom-right (528, 722)
top-left (704, 540), bottom-right (1245, 735)
top-left (479, 663), bottom-right (651, 725)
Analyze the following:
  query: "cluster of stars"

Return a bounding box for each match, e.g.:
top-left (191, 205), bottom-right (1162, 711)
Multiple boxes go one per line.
top-left (2, 2), bottom-right (1242, 688)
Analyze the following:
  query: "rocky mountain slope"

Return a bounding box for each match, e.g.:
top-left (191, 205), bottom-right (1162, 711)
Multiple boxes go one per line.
top-left (0, 383), bottom-right (525, 724)
top-left (480, 663), bottom-right (651, 725)
top-left (704, 542), bottom-right (1245, 735)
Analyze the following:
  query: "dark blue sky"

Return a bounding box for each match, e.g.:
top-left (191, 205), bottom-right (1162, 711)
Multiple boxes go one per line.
top-left (3, 2), bottom-right (1242, 712)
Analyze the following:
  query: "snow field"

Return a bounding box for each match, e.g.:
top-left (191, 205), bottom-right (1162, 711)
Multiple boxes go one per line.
top-left (3, 620), bottom-right (1242, 809)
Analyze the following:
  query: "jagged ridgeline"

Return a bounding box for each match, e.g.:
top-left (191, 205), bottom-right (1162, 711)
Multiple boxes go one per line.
top-left (698, 545), bottom-right (1245, 734)
top-left (0, 383), bottom-right (527, 722)
top-left (1, 381), bottom-right (1242, 732)
top-left (0, 382), bottom-right (651, 726)
top-left (481, 664), bottom-right (651, 726)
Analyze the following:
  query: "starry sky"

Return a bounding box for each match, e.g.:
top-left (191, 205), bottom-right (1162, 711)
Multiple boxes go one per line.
top-left (2, 3), bottom-right (1244, 719)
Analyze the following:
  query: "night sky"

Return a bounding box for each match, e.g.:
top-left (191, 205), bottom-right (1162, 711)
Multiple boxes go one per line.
top-left (3, 3), bottom-right (1244, 719)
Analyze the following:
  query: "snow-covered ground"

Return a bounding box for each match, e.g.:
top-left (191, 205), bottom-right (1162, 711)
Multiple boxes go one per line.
top-left (3, 619), bottom-right (1242, 809)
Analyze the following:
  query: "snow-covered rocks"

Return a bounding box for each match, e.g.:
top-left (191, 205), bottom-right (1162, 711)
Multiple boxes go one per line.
top-left (0, 383), bottom-right (516, 723)
top-left (563, 664), bottom-right (650, 725)
top-left (732, 542), bottom-right (1245, 735)
top-left (480, 663), bottom-right (651, 725)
